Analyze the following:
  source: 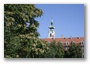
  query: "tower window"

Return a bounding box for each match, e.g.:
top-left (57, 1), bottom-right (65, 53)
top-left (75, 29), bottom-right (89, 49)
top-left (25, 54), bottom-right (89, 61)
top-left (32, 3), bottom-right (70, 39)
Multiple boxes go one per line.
top-left (50, 33), bottom-right (52, 37)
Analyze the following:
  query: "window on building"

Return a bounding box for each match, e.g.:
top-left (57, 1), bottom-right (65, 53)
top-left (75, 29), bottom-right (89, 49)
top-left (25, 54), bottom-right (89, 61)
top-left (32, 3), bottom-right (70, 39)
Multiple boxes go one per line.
top-left (79, 42), bottom-right (81, 45)
top-left (80, 41), bottom-right (84, 45)
top-left (50, 33), bottom-right (52, 37)
top-left (66, 41), bottom-right (69, 45)
top-left (82, 41), bottom-right (84, 44)
top-left (65, 46), bottom-right (69, 50)
top-left (83, 49), bottom-right (84, 53)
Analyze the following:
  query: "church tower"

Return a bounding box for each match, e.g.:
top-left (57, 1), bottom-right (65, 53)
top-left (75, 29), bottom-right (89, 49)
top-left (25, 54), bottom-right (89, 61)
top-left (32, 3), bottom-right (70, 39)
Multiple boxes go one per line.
top-left (48, 19), bottom-right (55, 38)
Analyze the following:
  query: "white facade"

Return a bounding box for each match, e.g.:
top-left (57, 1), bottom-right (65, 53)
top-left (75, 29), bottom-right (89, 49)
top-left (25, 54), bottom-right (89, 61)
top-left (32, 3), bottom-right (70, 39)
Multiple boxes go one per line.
top-left (48, 19), bottom-right (55, 38)
top-left (48, 29), bottom-right (55, 38)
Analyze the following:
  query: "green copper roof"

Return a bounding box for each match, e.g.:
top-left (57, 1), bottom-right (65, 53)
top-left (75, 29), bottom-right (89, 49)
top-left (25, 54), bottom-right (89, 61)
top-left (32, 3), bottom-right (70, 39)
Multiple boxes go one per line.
top-left (51, 21), bottom-right (53, 26)
top-left (49, 19), bottom-right (55, 29)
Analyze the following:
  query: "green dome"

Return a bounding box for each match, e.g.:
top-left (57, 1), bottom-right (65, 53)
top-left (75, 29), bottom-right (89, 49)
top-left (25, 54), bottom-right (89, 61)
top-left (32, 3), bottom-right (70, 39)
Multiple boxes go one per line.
top-left (49, 19), bottom-right (55, 29)
top-left (51, 21), bottom-right (53, 26)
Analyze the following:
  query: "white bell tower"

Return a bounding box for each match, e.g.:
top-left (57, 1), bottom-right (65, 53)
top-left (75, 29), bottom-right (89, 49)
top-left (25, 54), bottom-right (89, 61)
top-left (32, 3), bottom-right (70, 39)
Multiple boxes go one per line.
top-left (48, 19), bottom-right (55, 38)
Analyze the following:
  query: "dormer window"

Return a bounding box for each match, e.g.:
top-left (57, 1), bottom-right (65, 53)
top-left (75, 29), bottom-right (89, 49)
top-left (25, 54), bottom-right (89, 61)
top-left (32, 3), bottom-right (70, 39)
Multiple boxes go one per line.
top-left (81, 41), bottom-right (84, 45)
top-left (66, 41), bottom-right (69, 45)
top-left (69, 38), bottom-right (71, 39)
top-left (77, 37), bottom-right (80, 39)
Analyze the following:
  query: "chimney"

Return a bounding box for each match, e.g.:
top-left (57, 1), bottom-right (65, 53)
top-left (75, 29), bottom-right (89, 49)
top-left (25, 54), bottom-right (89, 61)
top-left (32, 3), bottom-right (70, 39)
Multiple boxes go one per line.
top-left (77, 37), bottom-right (80, 39)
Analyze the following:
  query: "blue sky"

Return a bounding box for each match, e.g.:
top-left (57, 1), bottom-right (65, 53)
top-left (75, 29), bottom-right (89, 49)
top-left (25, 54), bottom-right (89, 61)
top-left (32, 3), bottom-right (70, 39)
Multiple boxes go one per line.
top-left (35, 4), bottom-right (84, 38)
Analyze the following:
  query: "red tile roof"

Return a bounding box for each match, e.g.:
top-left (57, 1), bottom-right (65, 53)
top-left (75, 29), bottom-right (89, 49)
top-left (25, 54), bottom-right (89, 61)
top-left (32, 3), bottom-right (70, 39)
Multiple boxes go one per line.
top-left (41, 37), bottom-right (84, 46)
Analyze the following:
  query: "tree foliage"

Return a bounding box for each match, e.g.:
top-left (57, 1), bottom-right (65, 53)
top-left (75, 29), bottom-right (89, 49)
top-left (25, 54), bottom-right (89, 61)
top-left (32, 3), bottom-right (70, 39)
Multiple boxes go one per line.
top-left (44, 40), bottom-right (64, 58)
top-left (4, 4), bottom-right (48, 58)
top-left (64, 42), bottom-right (82, 58)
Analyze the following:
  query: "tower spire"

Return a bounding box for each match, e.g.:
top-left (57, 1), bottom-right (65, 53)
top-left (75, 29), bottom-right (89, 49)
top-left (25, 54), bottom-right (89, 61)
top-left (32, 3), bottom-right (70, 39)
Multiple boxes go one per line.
top-left (48, 18), bottom-right (55, 38)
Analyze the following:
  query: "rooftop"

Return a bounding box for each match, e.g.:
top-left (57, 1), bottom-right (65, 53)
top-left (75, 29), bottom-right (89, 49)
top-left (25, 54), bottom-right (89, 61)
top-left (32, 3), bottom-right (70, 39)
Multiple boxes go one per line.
top-left (41, 37), bottom-right (84, 46)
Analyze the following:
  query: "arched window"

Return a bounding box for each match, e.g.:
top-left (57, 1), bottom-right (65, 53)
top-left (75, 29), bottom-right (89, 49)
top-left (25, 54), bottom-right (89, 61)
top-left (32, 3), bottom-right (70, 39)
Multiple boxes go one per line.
top-left (66, 41), bottom-right (69, 45)
top-left (50, 33), bottom-right (52, 37)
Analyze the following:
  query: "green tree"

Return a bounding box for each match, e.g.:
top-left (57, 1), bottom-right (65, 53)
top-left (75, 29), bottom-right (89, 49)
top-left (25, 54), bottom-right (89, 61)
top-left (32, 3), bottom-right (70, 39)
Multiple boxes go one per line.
top-left (68, 43), bottom-right (77, 58)
top-left (55, 42), bottom-right (64, 58)
top-left (76, 44), bottom-right (82, 58)
top-left (48, 40), bottom-right (57, 58)
top-left (4, 4), bottom-right (49, 58)
top-left (64, 51), bottom-right (70, 58)
top-left (67, 42), bottom-right (82, 58)
top-left (45, 40), bottom-right (64, 58)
